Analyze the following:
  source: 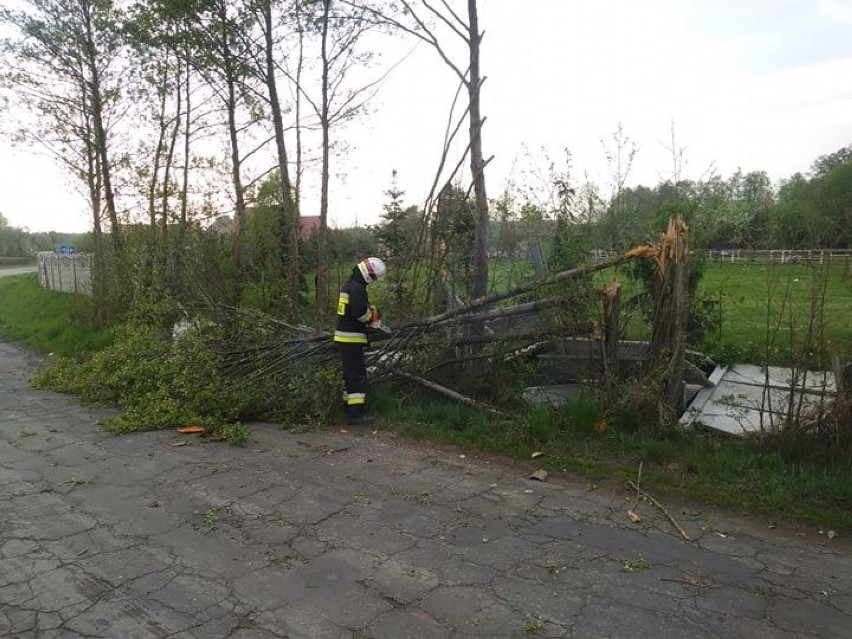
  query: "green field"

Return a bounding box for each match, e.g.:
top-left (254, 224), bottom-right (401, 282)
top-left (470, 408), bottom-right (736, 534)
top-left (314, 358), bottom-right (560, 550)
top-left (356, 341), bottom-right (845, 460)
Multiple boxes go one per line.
top-left (697, 260), bottom-right (852, 362)
top-left (587, 258), bottom-right (852, 366)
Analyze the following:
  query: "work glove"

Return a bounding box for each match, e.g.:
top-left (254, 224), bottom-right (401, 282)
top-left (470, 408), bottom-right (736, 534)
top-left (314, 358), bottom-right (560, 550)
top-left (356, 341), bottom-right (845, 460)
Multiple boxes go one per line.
top-left (368, 305), bottom-right (381, 326)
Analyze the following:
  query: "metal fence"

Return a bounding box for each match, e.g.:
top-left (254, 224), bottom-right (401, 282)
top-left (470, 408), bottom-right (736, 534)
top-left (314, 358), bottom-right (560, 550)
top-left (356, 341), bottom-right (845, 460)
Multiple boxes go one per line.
top-left (37, 252), bottom-right (93, 295)
top-left (591, 248), bottom-right (852, 272)
top-left (700, 248), bottom-right (852, 267)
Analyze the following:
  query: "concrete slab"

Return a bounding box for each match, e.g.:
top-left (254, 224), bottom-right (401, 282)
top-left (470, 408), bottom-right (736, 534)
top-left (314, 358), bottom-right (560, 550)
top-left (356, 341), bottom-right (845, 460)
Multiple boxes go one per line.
top-left (681, 364), bottom-right (836, 435)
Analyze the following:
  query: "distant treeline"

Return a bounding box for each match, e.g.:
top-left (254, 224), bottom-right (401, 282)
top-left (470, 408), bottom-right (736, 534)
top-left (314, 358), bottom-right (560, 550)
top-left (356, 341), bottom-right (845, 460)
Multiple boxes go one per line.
top-left (0, 213), bottom-right (88, 258)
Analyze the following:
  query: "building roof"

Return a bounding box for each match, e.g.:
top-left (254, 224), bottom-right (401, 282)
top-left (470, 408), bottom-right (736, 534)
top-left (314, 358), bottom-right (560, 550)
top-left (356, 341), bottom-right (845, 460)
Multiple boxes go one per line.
top-left (300, 216), bottom-right (321, 240)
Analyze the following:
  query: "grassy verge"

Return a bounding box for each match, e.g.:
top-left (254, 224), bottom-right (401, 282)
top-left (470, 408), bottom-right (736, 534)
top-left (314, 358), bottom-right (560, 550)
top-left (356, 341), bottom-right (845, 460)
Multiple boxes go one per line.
top-left (0, 274), bottom-right (113, 354)
top-left (3, 270), bottom-right (851, 532)
top-left (372, 386), bottom-right (852, 532)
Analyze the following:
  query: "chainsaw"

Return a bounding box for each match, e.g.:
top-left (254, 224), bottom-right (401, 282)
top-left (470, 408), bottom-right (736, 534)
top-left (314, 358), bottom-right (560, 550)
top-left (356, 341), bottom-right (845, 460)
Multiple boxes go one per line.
top-left (368, 305), bottom-right (394, 334)
top-left (369, 319), bottom-right (394, 334)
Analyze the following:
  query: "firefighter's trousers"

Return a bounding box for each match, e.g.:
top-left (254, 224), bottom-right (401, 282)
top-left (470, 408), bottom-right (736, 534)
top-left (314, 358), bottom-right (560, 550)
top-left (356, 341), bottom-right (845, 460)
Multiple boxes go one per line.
top-left (338, 343), bottom-right (368, 416)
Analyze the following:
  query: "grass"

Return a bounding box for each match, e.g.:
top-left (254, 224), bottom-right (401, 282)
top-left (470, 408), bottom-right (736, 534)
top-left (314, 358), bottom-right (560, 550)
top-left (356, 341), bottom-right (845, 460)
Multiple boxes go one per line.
top-left (521, 612), bottom-right (546, 635)
top-left (0, 274), bottom-right (113, 355)
top-left (697, 260), bottom-right (852, 363)
top-left (598, 259), bottom-right (852, 366)
top-left (623, 557), bottom-right (651, 572)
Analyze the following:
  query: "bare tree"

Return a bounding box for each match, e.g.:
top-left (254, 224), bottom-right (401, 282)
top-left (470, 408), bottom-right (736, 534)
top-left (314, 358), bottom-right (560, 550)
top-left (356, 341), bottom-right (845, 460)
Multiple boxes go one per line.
top-left (602, 123), bottom-right (638, 250)
top-left (188, 0), bottom-right (258, 298)
top-left (345, 0), bottom-right (492, 298)
top-left (245, 0), bottom-right (300, 321)
top-left (125, 0), bottom-right (213, 293)
top-left (261, 0), bottom-right (384, 325)
top-left (309, 0), bottom-right (378, 327)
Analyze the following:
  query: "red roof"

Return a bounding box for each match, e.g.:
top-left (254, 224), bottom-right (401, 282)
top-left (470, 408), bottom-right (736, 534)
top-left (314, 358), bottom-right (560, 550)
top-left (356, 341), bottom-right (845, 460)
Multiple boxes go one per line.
top-left (300, 216), bottom-right (321, 240)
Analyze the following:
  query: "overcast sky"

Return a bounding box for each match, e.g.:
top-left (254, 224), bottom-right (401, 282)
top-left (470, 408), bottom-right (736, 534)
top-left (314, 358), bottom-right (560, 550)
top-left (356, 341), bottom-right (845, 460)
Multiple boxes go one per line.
top-left (1, 0), bottom-right (851, 233)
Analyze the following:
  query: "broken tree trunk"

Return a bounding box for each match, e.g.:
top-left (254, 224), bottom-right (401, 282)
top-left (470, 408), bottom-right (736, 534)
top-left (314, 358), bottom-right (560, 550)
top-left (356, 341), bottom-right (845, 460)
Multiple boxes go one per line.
top-left (647, 217), bottom-right (690, 425)
top-left (601, 282), bottom-right (621, 393)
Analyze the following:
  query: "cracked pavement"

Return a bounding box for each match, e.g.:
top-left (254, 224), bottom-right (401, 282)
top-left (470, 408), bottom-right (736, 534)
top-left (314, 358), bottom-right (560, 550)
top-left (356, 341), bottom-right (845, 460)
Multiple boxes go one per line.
top-left (1, 341), bottom-right (850, 638)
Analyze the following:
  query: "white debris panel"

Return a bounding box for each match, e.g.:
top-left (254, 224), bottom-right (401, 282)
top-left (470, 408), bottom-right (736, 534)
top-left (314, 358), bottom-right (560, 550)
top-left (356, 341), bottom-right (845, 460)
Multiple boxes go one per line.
top-left (680, 364), bottom-right (837, 435)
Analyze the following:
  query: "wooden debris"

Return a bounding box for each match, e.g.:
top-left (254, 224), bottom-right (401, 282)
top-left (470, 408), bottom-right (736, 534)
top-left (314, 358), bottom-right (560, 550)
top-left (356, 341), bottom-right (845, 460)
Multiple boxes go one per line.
top-left (219, 253), bottom-right (646, 416)
top-left (177, 425), bottom-right (205, 434)
top-left (600, 282), bottom-right (621, 392)
top-left (628, 479), bottom-right (690, 541)
top-left (389, 370), bottom-right (503, 414)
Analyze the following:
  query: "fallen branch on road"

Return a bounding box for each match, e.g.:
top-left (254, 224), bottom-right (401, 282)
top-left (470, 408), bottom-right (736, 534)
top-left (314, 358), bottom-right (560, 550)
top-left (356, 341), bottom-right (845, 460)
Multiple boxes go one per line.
top-left (628, 479), bottom-right (691, 541)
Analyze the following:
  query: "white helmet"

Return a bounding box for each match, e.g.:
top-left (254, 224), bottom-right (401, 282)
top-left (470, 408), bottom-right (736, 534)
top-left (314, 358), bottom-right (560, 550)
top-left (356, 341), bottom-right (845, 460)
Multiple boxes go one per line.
top-left (357, 257), bottom-right (386, 283)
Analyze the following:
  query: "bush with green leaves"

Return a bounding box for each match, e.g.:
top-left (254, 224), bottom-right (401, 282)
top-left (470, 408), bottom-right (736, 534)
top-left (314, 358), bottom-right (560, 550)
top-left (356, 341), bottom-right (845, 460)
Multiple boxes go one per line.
top-left (260, 365), bottom-right (342, 429)
top-left (31, 313), bottom-right (347, 440)
top-left (32, 321), bottom-right (260, 443)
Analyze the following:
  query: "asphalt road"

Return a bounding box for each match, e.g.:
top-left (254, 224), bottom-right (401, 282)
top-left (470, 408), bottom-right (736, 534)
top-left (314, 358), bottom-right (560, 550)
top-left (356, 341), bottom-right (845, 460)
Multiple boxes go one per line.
top-left (1, 340), bottom-right (850, 638)
top-left (0, 266), bottom-right (37, 278)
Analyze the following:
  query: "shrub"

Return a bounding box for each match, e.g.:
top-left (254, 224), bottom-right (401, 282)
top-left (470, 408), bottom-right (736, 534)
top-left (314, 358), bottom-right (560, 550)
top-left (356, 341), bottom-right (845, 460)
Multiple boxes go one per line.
top-left (33, 321), bottom-right (260, 439)
top-left (260, 365), bottom-right (342, 429)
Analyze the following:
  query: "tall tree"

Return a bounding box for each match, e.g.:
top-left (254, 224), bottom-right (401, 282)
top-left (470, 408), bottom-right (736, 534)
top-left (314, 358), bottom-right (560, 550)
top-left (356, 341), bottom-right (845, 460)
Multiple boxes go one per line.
top-left (242, 0), bottom-right (300, 321)
top-left (811, 144), bottom-right (852, 179)
top-left (813, 160), bottom-right (852, 248)
top-left (189, 0), bottom-right (257, 299)
top-left (125, 0), bottom-right (188, 288)
top-left (1, 0), bottom-right (125, 253)
top-left (349, 0), bottom-right (492, 298)
top-left (312, 0), bottom-right (377, 325)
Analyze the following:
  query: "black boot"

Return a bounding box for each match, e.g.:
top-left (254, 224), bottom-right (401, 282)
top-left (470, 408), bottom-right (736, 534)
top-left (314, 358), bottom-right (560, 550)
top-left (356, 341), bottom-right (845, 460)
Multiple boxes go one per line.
top-left (346, 409), bottom-right (375, 426)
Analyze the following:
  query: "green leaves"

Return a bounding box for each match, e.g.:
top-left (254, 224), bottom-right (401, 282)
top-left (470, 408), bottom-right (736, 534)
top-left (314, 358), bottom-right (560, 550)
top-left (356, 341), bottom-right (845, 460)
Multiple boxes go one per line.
top-left (32, 319), bottom-right (256, 437)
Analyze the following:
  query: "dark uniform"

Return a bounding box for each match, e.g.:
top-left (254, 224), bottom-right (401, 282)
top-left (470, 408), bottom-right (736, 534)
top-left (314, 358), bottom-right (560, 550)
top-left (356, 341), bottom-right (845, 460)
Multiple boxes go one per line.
top-left (334, 267), bottom-right (374, 422)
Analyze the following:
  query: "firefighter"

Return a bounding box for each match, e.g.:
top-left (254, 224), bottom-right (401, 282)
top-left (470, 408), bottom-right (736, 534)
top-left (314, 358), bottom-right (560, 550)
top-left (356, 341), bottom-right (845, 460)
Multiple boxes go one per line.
top-left (334, 257), bottom-right (386, 425)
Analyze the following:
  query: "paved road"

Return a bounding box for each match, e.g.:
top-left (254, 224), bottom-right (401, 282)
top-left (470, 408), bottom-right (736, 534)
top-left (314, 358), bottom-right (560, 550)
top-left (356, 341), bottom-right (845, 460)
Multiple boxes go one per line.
top-left (0, 266), bottom-right (37, 278)
top-left (1, 341), bottom-right (850, 638)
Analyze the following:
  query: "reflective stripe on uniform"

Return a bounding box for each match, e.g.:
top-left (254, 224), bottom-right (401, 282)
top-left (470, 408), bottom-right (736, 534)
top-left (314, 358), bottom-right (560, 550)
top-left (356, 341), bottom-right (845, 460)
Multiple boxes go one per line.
top-left (337, 292), bottom-right (349, 316)
top-left (346, 393), bottom-right (366, 405)
top-left (334, 330), bottom-right (368, 344)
